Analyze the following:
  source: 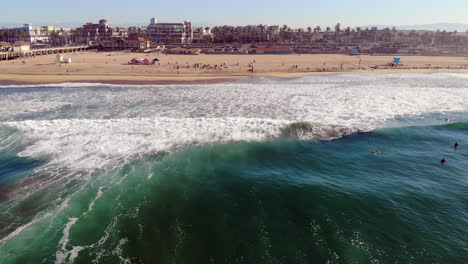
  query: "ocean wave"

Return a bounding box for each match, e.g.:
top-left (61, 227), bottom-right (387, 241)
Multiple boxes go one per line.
top-left (0, 82), bottom-right (128, 89)
top-left (1, 73), bottom-right (468, 263)
top-left (441, 121), bottom-right (468, 131)
top-left (1, 72), bottom-right (467, 171)
top-left (281, 121), bottom-right (359, 140)
top-left (4, 125), bottom-right (467, 263)
top-left (4, 117), bottom-right (290, 170)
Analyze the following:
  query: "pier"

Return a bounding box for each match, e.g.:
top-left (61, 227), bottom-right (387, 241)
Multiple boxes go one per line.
top-left (0, 45), bottom-right (90, 61)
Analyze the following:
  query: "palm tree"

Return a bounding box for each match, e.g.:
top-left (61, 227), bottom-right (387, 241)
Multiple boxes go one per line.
top-left (345, 27), bottom-right (351, 36)
top-left (335, 23), bottom-right (341, 41)
top-left (335, 23), bottom-right (341, 33)
top-left (280, 25), bottom-right (288, 41)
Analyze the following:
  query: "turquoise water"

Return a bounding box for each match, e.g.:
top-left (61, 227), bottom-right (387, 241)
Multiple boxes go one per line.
top-left (0, 74), bottom-right (467, 263)
top-left (1, 123), bottom-right (467, 263)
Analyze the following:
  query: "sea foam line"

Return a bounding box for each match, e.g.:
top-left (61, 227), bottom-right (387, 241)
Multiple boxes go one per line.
top-left (4, 117), bottom-right (293, 170)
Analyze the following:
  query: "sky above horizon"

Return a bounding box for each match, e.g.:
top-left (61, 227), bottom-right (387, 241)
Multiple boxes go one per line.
top-left (1, 0), bottom-right (467, 28)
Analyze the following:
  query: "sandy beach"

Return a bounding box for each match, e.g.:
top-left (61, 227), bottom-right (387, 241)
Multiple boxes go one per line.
top-left (0, 52), bottom-right (467, 84)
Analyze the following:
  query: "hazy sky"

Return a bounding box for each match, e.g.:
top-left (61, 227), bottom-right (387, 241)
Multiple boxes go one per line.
top-left (1, 0), bottom-right (467, 27)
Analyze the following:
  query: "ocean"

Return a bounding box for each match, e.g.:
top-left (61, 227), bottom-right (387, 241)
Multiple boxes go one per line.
top-left (0, 73), bottom-right (467, 263)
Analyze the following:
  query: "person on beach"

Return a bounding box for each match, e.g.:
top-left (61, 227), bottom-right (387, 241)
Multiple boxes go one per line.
top-left (441, 158), bottom-right (446, 165)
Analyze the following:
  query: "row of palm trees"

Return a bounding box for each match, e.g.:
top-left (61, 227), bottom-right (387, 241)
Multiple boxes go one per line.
top-left (208, 23), bottom-right (467, 45)
top-left (2, 24), bottom-right (466, 46)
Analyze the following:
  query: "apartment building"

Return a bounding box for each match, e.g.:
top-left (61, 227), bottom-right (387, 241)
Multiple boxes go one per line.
top-left (146, 18), bottom-right (193, 44)
top-left (192, 27), bottom-right (213, 43)
top-left (82, 19), bottom-right (127, 41)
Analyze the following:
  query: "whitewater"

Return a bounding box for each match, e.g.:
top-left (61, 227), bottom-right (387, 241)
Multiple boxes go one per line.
top-left (1, 73), bottom-right (467, 169)
top-left (0, 73), bottom-right (467, 263)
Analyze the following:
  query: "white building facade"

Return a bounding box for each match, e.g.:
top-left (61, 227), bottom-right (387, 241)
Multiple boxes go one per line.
top-left (147, 18), bottom-right (193, 44)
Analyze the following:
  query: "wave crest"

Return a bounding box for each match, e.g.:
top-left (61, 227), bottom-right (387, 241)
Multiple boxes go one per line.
top-left (281, 122), bottom-right (358, 140)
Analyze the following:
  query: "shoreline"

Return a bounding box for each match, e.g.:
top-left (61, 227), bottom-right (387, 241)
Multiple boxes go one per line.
top-left (0, 76), bottom-right (233, 86)
top-left (1, 53), bottom-right (467, 86)
top-left (1, 69), bottom-right (467, 86)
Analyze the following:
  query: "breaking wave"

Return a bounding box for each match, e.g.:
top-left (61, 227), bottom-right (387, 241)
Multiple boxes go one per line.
top-left (0, 73), bottom-right (467, 263)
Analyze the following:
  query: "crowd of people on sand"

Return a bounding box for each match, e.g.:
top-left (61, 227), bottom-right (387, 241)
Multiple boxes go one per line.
top-left (171, 62), bottom-right (233, 71)
top-left (5, 51), bottom-right (467, 75)
top-left (112, 55), bottom-right (372, 74)
top-left (137, 59), bottom-right (262, 73)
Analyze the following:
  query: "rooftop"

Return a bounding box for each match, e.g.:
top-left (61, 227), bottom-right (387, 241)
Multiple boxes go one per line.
top-left (13, 41), bottom-right (31, 46)
top-left (155, 23), bottom-right (184, 26)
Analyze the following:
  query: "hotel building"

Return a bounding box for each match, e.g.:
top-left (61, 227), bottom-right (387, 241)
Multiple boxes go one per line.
top-left (146, 18), bottom-right (193, 44)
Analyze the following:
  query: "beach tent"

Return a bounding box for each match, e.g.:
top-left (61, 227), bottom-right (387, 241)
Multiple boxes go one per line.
top-left (394, 57), bottom-right (401, 63)
top-left (131, 58), bottom-right (138, 62)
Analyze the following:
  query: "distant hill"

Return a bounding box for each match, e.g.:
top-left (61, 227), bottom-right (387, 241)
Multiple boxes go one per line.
top-left (364, 23), bottom-right (468, 32)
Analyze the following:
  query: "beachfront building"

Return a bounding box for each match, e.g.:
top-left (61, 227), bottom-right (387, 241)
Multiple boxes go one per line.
top-left (211, 25), bottom-right (280, 43)
top-left (146, 18), bottom-right (193, 44)
top-left (0, 24), bottom-right (74, 46)
top-left (99, 37), bottom-right (150, 51)
top-left (127, 26), bottom-right (150, 41)
top-left (0, 41), bottom-right (11, 51)
top-left (81, 19), bottom-right (128, 42)
top-left (0, 24), bottom-right (59, 44)
top-left (49, 28), bottom-right (74, 46)
top-left (12, 41), bottom-right (31, 53)
top-left (192, 27), bottom-right (213, 43)
top-left (25, 24), bottom-right (49, 43)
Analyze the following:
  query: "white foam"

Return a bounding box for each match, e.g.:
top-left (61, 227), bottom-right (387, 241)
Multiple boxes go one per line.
top-left (55, 217), bottom-right (78, 264)
top-left (0, 73), bottom-right (467, 257)
top-left (0, 210), bottom-right (54, 247)
top-left (87, 186), bottom-right (105, 214)
top-left (0, 82), bottom-right (123, 89)
top-left (1, 73), bottom-right (468, 171)
top-left (53, 186), bottom-right (111, 264)
top-left (5, 117), bottom-right (288, 170)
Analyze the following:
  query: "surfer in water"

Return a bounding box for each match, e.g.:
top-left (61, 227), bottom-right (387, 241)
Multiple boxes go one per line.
top-left (454, 142), bottom-right (458, 149)
top-left (441, 158), bottom-right (446, 165)
top-left (371, 151), bottom-right (380, 155)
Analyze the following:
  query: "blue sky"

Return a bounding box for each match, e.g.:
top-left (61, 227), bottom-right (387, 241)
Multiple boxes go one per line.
top-left (1, 0), bottom-right (467, 27)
